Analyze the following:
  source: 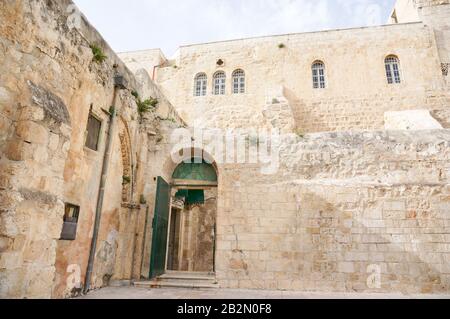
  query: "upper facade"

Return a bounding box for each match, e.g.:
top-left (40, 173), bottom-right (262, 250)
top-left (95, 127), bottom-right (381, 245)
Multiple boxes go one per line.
top-left (119, 0), bottom-right (450, 133)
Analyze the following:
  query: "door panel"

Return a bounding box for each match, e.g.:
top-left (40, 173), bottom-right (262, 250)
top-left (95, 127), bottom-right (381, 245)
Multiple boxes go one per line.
top-left (149, 177), bottom-right (170, 279)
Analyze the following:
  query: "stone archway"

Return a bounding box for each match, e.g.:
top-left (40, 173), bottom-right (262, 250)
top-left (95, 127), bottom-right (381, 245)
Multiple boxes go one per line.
top-left (168, 157), bottom-right (218, 273)
top-left (112, 119), bottom-right (142, 283)
top-left (148, 148), bottom-right (220, 278)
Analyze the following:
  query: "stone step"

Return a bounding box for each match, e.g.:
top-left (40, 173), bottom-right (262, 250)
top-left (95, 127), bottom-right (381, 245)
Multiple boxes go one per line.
top-left (165, 271), bottom-right (214, 276)
top-left (134, 271), bottom-right (219, 289)
top-left (134, 280), bottom-right (219, 289)
top-left (157, 278), bottom-right (218, 286)
top-left (159, 272), bottom-right (216, 281)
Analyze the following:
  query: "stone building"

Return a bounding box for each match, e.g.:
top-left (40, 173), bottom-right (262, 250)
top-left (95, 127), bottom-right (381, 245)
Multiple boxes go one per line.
top-left (0, 0), bottom-right (449, 298)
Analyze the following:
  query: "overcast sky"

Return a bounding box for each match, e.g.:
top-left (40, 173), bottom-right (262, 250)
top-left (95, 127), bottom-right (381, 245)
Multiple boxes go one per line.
top-left (73, 0), bottom-right (395, 57)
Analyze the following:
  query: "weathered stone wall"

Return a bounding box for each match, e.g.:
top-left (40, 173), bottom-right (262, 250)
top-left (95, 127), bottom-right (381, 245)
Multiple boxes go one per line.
top-left (119, 49), bottom-right (168, 77)
top-left (1, 0), bottom-right (449, 299)
top-left (0, 0), bottom-right (92, 298)
top-left (416, 2), bottom-right (450, 87)
top-left (123, 22), bottom-right (449, 133)
top-left (415, 0), bottom-right (450, 7)
top-left (213, 130), bottom-right (450, 293)
top-left (389, 0), bottom-right (421, 23)
top-left (393, 0), bottom-right (450, 86)
top-left (0, 0), bottom-right (184, 298)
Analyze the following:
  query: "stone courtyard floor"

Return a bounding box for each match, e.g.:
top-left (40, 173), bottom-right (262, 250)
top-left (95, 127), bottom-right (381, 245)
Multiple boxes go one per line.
top-left (79, 287), bottom-right (450, 299)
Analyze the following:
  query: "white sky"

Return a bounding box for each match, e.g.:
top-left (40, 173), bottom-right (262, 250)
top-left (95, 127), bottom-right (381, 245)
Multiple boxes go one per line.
top-left (73, 0), bottom-right (396, 57)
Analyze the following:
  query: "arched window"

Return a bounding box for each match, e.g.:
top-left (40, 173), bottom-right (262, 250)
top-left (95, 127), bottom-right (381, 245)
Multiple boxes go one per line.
top-left (213, 71), bottom-right (226, 95)
top-left (385, 55), bottom-right (401, 84)
top-left (194, 73), bottom-right (207, 96)
top-left (232, 69), bottom-right (245, 94)
top-left (312, 61), bottom-right (326, 89)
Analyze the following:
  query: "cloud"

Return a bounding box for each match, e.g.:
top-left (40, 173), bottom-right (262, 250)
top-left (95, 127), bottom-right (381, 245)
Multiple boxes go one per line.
top-left (73, 0), bottom-right (395, 55)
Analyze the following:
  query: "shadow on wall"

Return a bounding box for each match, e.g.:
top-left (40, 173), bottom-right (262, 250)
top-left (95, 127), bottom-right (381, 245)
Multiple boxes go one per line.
top-left (218, 182), bottom-right (448, 293)
top-left (295, 187), bottom-right (446, 293)
top-left (283, 87), bottom-right (334, 134)
top-left (431, 110), bottom-right (450, 129)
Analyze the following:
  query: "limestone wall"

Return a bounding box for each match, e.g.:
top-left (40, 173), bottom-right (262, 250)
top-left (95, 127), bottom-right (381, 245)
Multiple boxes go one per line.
top-left (389, 0), bottom-right (421, 23)
top-left (214, 130), bottom-right (450, 293)
top-left (392, 0), bottom-right (450, 86)
top-left (119, 49), bottom-right (168, 76)
top-left (1, 0), bottom-right (449, 299)
top-left (415, 0), bottom-right (450, 7)
top-left (135, 22), bottom-right (449, 133)
top-left (416, 2), bottom-right (450, 85)
top-left (0, 0), bottom-right (184, 298)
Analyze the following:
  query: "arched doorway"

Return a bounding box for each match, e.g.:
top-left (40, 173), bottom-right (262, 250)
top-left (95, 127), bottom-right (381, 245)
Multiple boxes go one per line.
top-left (149, 155), bottom-right (218, 279)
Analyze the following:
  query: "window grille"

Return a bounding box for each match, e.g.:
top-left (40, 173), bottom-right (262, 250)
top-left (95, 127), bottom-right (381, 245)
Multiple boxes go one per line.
top-left (232, 69), bottom-right (245, 94)
top-left (312, 61), bottom-right (326, 89)
top-left (194, 73), bottom-right (207, 96)
top-left (213, 72), bottom-right (226, 95)
top-left (385, 56), bottom-right (402, 84)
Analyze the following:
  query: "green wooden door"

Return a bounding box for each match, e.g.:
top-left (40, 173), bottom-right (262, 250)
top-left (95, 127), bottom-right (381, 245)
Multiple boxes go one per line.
top-left (149, 177), bottom-right (170, 279)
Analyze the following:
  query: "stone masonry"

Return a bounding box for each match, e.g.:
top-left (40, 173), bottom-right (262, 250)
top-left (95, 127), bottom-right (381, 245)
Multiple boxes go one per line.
top-left (0, 0), bottom-right (184, 298)
top-left (0, 0), bottom-right (449, 299)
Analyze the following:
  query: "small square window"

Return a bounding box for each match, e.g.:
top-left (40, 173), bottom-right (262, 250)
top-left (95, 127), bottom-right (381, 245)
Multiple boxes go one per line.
top-left (85, 114), bottom-right (102, 151)
top-left (60, 204), bottom-right (80, 241)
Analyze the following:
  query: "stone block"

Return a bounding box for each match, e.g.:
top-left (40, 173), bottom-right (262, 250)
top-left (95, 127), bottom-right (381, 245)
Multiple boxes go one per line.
top-left (0, 115), bottom-right (12, 139)
top-left (338, 262), bottom-right (355, 273)
top-left (337, 193), bottom-right (360, 203)
top-left (0, 252), bottom-right (23, 270)
top-left (5, 139), bottom-right (34, 161)
top-left (383, 201), bottom-right (406, 211)
top-left (237, 240), bottom-right (261, 251)
top-left (383, 210), bottom-right (406, 219)
top-left (48, 133), bottom-right (60, 151)
top-left (27, 81), bottom-right (71, 125)
top-left (364, 219), bottom-right (386, 228)
top-left (0, 237), bottom-right (12, 253)
top-left (24, 265), bottom-right (54, 299)
top-left (15, 120), bottom-right (48, 145)
top-left (18, 106), bottom-right (45, 122)
top-left (0, 87), bottom-right (13, 108)
top-left (384, 110), bottom-right (443, 130)
top-left (23, 240), bottom-right (56, 266)
top-left (0, 211), bottom-right (19, 238)
top-left (364, 208), bottom-right (383, 220)
top-left (345, 252), bottom-right (369, 262)
top-left (229, 258), bottom-right (247, 270)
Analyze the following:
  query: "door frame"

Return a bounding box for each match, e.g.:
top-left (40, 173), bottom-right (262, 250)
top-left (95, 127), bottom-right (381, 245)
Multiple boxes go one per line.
top-left (164, 184), bottom-right (218, 274)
